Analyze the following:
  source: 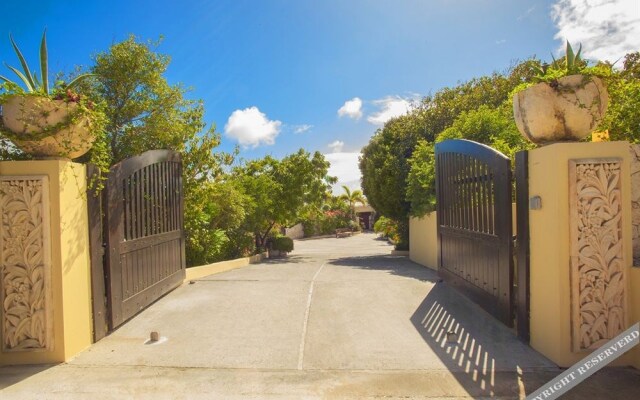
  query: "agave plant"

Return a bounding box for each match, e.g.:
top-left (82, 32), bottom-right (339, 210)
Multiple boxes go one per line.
top-left (0, 30), bottom-right (93, 96)
top-left (551, 41), bottom-right (585, 74)
top-left (531, 41), bottom-right (587, 81)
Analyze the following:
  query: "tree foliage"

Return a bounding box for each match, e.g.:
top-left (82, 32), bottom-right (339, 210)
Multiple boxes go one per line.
top-left (406, 140), bottom-right (436, 217)
top-left (88, 36), bottom-right (237, 266)
top-left (234, 149), bottom-right (335, 250)
top-left (602, 52), bottom-right (640, 142)
top-left (339, 185), bottom-right (366, 221)
top-left (360, 59), bottom-right (540, 241)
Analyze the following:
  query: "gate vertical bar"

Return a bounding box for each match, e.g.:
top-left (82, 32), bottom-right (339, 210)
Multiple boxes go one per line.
top-left (86, 164), bottom-right (108, 342)
top-left (515, 150), bottom-right (530, 342)
top-left (435, 152), bottom-right (442, 270)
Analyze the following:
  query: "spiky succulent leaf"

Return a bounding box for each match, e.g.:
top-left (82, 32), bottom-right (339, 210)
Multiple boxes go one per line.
top-left (9, 34), bottom-right (36, 91)
top-left (40, 30), bottom-right (48, 94)
top-left (566, 41), bottom-right (575, 72)
top-left (4, 64), bottom-right (34, 92)
top-left (551, 54), bottom-right (560, 70)
top-left (65, 73), bottom-right (95, 89)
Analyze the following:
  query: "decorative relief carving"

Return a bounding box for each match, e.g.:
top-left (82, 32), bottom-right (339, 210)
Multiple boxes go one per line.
top-left (628, 144), bottom-right (640, 264)
top-left (569, 160), bottom-right (627, 351)
top-left (0, 176), bottom-right (52, 352)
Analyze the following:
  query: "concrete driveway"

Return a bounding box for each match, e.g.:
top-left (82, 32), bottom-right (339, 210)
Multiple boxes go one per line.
top-left (2, 233), bottom-right (639, 399)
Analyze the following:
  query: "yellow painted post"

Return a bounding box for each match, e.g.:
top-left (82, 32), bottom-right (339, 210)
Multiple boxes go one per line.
top-left (0, 161), bottom-right (93, 365)
top-left (528, 141), bottom-right (636, 367)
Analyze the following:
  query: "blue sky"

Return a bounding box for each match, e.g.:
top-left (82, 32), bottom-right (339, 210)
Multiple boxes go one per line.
top-left (2, 0), bottom-right (638, 192)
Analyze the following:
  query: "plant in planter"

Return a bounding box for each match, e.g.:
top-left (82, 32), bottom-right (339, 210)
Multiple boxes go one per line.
top-left (269, 236), bottom-right (294, 258)
top-left (0, 31), bottom-right (106, 159)
top-left (512, 41), bottom-right (609, 144)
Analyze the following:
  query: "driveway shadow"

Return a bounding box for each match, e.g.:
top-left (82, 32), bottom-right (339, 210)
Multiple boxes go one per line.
top-left (260, 255), bottom-right (310, 265)
top-left (410, 281), bottom-right (556, 397)
top-left (329, 255), bottom-right (438, 282)
top-left (410, 280), bottom-right (640, 398)
top-left (0, 364), bottom-right (54, 390)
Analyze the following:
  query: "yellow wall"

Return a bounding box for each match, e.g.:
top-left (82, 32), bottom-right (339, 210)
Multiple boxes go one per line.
top-left (0, 161), bottom-right (93, 365)
top-left (409, 212), bottom-right (438, 270)
top-left (185, 252), bottom-right (267, 280)
top-left (528, 141), bottom-right (638, 368)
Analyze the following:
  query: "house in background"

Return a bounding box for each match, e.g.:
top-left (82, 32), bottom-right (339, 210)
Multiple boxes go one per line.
top-left (355, 204), bottom-right (376, 230)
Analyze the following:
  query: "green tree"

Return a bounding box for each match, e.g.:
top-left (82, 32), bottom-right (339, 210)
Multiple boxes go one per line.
top-left (406, 140), bottom-right (436, 217)
top-left (339, 185), bottom-right (366, 222)
top-left (602, 52), bottom-right (640, 142)
top-left (437, 104), bottom-right (531, 158)
top-left (185, 179), bottom-right (248, 266)
top-left (89, 36), bottom-right (236, 266)
top-left (235, 149), bottom-right (335, 250)
top-left (360, 114), bottom-right (424, 249)
top-left (360, 59), bottom-right (539, 243)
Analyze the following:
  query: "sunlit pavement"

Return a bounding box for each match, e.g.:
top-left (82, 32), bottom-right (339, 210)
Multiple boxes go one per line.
top-left (2, 232), bottom-right (639, 399)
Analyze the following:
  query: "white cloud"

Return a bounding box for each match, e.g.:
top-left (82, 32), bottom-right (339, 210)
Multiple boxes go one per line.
top-left (325, 152), bottom-right (362, 194)
top-left (551, 0), bottom-right (640, 63)
top-left (328, 140), bottom-right (345, 153)
top-left (224, 107), bottom-right (282, 148)
top-left (367, 96), bottom-right (416, 125)
top-left (293, 124), bottom-right (313, 134)
top-left (338, 97), bottom-right (363, 120)
top-left (496, 39), bottom-right (507, 45)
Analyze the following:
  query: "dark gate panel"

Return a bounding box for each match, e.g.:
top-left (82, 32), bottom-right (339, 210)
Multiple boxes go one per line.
top-left (515, 150), bottom-right (530, 341)
top-left (435, 139), bottom-right (513, 327)
top-left (105, 150), bottom-right (186, 329)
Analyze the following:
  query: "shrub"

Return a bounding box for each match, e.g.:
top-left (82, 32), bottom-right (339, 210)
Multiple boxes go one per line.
top-left (373, 216), bottom-right (400, 243)
top-left (272, 236), bottom-right (294, 252)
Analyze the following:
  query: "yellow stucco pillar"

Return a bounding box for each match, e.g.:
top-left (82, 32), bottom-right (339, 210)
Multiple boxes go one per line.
top-left (528, 141), bottom-right (638, 368)
top-left (0, 161), bottom-right (93, 365)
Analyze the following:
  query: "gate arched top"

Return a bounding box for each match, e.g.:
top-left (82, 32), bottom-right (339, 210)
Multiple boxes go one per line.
top-left (110, 149), bottom-right (182, 179)
top-left (435, 139), bottom-right (509, 168)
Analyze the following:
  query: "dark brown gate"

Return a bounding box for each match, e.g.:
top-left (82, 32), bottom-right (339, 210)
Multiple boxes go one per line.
top-left (104, 150), bottom-right (186, 329)
top-left (435, 139), bottom-right (514, 327)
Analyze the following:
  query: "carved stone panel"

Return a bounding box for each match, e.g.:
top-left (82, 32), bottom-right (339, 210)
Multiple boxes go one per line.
top-left (0, 176), bottom-right (52, 352)
top-left (569, 160), bottom-right (627, 352)
top-left (628, 144), bottom-right (640, 264)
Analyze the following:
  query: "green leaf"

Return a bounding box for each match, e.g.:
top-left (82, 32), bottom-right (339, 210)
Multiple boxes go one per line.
top-left (551, 53), bottom-right (560, 70)
top-left (40, 29), bottom-right (48, 94)
top-left (575, 43), bottom-right (582, 62)
top-left (4, 63), bottom-right (34, 92)
top-left (566, 41), bottom-right (575, 72)
top-left (65, 73), bottom-right (95, 89)
top-left (9, 33), bottom-right (36, 91)
top-left (0, 74), bottom-right (16, 84)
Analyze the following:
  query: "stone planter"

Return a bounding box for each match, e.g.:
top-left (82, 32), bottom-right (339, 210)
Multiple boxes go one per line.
top-left (1, 95), bottom-right (96, 159)
top-left (513, 74), bottom-right (608, 144)
top-left (268, 249), bottom-right (287, 259)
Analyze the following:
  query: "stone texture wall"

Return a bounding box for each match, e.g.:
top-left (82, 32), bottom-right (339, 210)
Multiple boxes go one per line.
top-left (630, 144), bottom-right (640, 264)
top-left (284, 223), bottom-right (304, 240)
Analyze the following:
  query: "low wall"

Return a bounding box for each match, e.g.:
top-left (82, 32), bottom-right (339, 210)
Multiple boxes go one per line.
top-left (409, 212), bottom-right (438, 270)
top-left (185, 252), bottom-right (268, 281)
top-left (284, 223), bottom-right (304, 240)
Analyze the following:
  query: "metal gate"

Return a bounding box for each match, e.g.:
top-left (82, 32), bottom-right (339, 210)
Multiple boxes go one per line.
top-left (103, 150), bottom-right (186, 329)
top-left (435, 139), bottom-right (514, 327)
